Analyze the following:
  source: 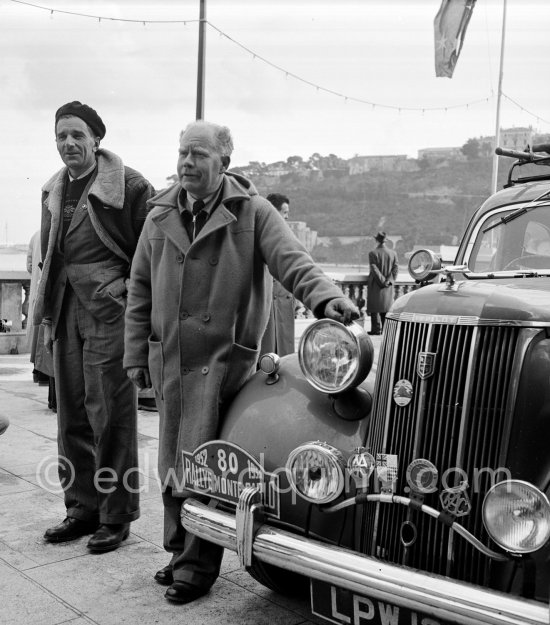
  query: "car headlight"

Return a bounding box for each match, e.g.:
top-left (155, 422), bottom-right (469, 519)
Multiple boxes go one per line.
top-left (286, 442), bottom-right (345, 503)
top-left (483, 480), bottom-right (550, 554)
top-left (408, 249), bottom-right (441, 282)
top-left (298, 319), bottom-right (373, 393)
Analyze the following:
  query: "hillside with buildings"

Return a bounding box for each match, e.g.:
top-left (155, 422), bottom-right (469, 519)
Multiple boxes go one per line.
top-left (232, 127), bottom-right (549, 265)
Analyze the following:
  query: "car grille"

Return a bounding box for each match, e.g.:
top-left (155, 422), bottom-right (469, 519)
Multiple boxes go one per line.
top-left (363, 317), bottom-right (520, 584)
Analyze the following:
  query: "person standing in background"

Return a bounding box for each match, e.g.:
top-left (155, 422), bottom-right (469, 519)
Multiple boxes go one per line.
top-left (366, 231), bottom-right (399, 335)
top-left (34, 101), bottom-right (155, 551)
top-left (27, 229), bottom-right (56, 410)
top-left (260, 192), bottom-right (296, 357)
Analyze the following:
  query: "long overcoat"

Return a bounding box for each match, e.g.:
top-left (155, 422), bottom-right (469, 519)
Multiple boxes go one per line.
top-left (123, 173), bottom-right (344, 491)
top-left (366, 244), bottom-right (399, 313)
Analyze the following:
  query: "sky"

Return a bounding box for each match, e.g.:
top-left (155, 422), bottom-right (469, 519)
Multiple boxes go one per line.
top-left (1, 0), bottom-right (549, 244)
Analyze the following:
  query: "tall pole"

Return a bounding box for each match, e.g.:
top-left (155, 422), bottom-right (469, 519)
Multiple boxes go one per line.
top-left (196, 0), bottom-right (206, 120)
top-left (491, 0), bottom-right (507, 194)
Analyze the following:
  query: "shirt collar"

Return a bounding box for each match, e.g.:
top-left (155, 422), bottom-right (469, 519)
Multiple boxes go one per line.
top-left (178, 182), bottom-right (223, 217)
top-left (68, 162), bottom-right (97, 182)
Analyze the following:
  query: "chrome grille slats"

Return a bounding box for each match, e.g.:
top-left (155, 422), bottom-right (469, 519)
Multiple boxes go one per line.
top-left (364, 318), bottom-right (520, 586)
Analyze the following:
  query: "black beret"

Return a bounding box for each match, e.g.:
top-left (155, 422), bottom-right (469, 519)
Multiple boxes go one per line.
top-left (55, 101), bottom-right (106, 139)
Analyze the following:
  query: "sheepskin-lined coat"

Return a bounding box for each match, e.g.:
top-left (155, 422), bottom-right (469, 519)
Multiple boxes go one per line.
top-left (33, 149), bottom-right (154, 329)
top-left (123, 172), bottom-right (344, 491)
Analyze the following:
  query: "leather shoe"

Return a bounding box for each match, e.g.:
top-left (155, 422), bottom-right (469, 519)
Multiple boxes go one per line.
top-left (154, 565), bottom-right (173, 586)
top-left (44, 517), bottom-right (99, 543)
top-left (87, 523), bottom-right (130, 552)
top-left (164, 581), bottom-right (210, 604)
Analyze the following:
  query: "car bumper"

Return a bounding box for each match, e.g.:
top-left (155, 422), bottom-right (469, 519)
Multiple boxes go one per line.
top-left (181, 494), bottom-right (549, 625)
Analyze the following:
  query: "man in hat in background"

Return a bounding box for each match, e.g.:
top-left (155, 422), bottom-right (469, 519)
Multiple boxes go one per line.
top-left (366, 231), bottom-right (399, 335)
top-left (34, 101), bottom-right (155, 551)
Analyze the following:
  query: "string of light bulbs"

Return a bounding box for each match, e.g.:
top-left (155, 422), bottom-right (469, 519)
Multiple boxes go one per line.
top-left (10, 0), bottom-right (197, 23)
top-left (501, 93), bottom-right (550, 127)
top-left (9, 0), bottom-right (549, 124)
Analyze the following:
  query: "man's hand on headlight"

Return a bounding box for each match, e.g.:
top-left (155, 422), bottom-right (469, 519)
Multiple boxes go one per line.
top-left (324, 297), bottom-right (360, 324)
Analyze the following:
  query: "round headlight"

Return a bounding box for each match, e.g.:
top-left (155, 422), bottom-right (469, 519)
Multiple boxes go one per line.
top-left (286, 442), bottom-right (345, 503)
top-left (298, 319), bottom-right (373, 393)
top-left (408, 249), bottom-right (441, 282)
top-left (483, 480), bottom-right (550, 554)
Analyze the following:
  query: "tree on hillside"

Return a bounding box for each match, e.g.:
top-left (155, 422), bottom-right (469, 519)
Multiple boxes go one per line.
top-left (461, 138), bottom-right (480, 160)
top-left (287, 155), bottom-right (303, 169)
top-left (479, 141), bottom-right (493, 158)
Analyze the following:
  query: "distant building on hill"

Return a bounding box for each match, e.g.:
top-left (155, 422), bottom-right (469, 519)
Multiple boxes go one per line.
top-left (478, 127), bottom-right (534, 152)
top-left (288, 221), bottom-right (317, 252)
top-left (348, 155), bottom-right (414, 175)
top-left (417, 147), bottom-right (466, 163)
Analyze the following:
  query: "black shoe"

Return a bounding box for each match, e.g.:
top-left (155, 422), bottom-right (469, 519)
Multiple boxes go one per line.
top-left (164, 581), bottom-right (210, 604)
top-left (154, 565), bottom-right (174, 586)
top-left (44, 517), bottom-right (99, 543)
top-left (87, 523), bottom-right (130, 552)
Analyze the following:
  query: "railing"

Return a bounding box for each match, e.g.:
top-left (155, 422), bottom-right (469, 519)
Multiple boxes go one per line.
top-left (332, 272), bottom-right (418, 311)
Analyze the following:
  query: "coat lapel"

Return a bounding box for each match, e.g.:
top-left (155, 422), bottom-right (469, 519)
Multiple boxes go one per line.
top-left (152, 207), bottom-right (192, 254)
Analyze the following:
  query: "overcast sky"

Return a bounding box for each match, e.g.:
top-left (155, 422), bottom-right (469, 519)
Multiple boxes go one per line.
top-left (1, 0), bottom-right (549, 244)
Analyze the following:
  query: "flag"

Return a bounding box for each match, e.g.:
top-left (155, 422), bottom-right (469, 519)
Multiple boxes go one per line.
top-left (434, 0), bottom-right (477, 78)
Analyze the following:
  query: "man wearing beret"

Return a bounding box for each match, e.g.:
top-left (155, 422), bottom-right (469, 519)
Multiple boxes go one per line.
top-left (34, 101), bottom-right (155, 551)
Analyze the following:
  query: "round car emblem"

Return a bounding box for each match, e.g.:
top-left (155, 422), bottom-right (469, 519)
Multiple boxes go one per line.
top-left (393, 379), bottom-right (413, 407)
top-left (405, 458), bottom-right (439, 494)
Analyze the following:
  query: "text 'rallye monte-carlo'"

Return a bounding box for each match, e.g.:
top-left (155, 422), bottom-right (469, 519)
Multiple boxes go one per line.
top-left (180, 145), bottom-right (550, 625)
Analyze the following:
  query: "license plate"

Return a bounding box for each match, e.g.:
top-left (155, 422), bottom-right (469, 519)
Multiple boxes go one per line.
top-left (311, 579), bottom-right (456, 625)
top-left (181, 440), bottom-right (280, 516)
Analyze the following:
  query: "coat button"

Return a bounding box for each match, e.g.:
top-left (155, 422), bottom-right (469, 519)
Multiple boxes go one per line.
top-left (209, 256), bottom-right (218, 266)
top-left (201, 313), bottom-right (211, 322)
top-left (179, 311), bottom-right (189, 320)
top-left (182, 367), bottom-right (190, 375)
top-left (176, 255), bottom-right (184, 263)
top-left (201, 366), bottom-right (209, 375)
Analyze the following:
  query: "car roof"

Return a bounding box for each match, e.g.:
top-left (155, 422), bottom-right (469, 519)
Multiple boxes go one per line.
top-left (476, 179), bottom-right (550, 218)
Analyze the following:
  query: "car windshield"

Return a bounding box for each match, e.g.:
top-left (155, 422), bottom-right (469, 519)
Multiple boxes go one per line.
top-left (467, 204), bottom-right (550, 273)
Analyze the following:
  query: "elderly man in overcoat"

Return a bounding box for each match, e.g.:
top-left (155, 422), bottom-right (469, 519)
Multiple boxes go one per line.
top-left (123, 120), bottom-right (358, 604)
top-left (34, 101), bottom-right (155, 552)
top-left (366, 231), bottom-right (399, 334)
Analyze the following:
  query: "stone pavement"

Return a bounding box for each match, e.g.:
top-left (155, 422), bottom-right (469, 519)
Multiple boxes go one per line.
top-left (0, 353), bottom-right (324, 625)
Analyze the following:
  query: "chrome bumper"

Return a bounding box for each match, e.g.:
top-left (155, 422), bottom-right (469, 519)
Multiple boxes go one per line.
top-left (181, 494), bottom-right (549, 625)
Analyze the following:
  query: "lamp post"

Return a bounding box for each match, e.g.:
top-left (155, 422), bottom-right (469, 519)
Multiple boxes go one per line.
top-left (196, 0), bottom-right (206, 120)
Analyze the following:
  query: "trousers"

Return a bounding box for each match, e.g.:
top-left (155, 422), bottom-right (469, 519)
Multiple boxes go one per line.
top-left (162, 488), bottom-right (224, 588)
top-left (53, 287), bottom-right (140, 524)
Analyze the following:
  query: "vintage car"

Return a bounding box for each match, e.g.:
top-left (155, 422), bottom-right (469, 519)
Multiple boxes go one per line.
top-left (180, 145), bottom-right (550, 625)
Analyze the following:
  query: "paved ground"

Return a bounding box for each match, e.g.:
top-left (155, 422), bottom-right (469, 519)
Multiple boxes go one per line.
top-left (0, 353), bottom-right (329, 625)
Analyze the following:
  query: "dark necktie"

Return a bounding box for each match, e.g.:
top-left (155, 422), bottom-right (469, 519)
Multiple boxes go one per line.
top-left (191, 199), bottom-right (206, 241)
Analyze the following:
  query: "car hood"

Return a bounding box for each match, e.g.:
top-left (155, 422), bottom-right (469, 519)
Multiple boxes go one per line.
top-left (391, 277), bottom-right (550, 324)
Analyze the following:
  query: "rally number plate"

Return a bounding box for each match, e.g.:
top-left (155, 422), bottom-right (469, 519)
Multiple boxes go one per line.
top-left (181, 440), bottom-right (280, 517)
top-left (311, 579), bottom-right (456, 625)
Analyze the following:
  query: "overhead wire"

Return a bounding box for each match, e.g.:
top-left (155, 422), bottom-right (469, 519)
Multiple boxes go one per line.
top-left (8, 0), bottom-right (549, 125)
